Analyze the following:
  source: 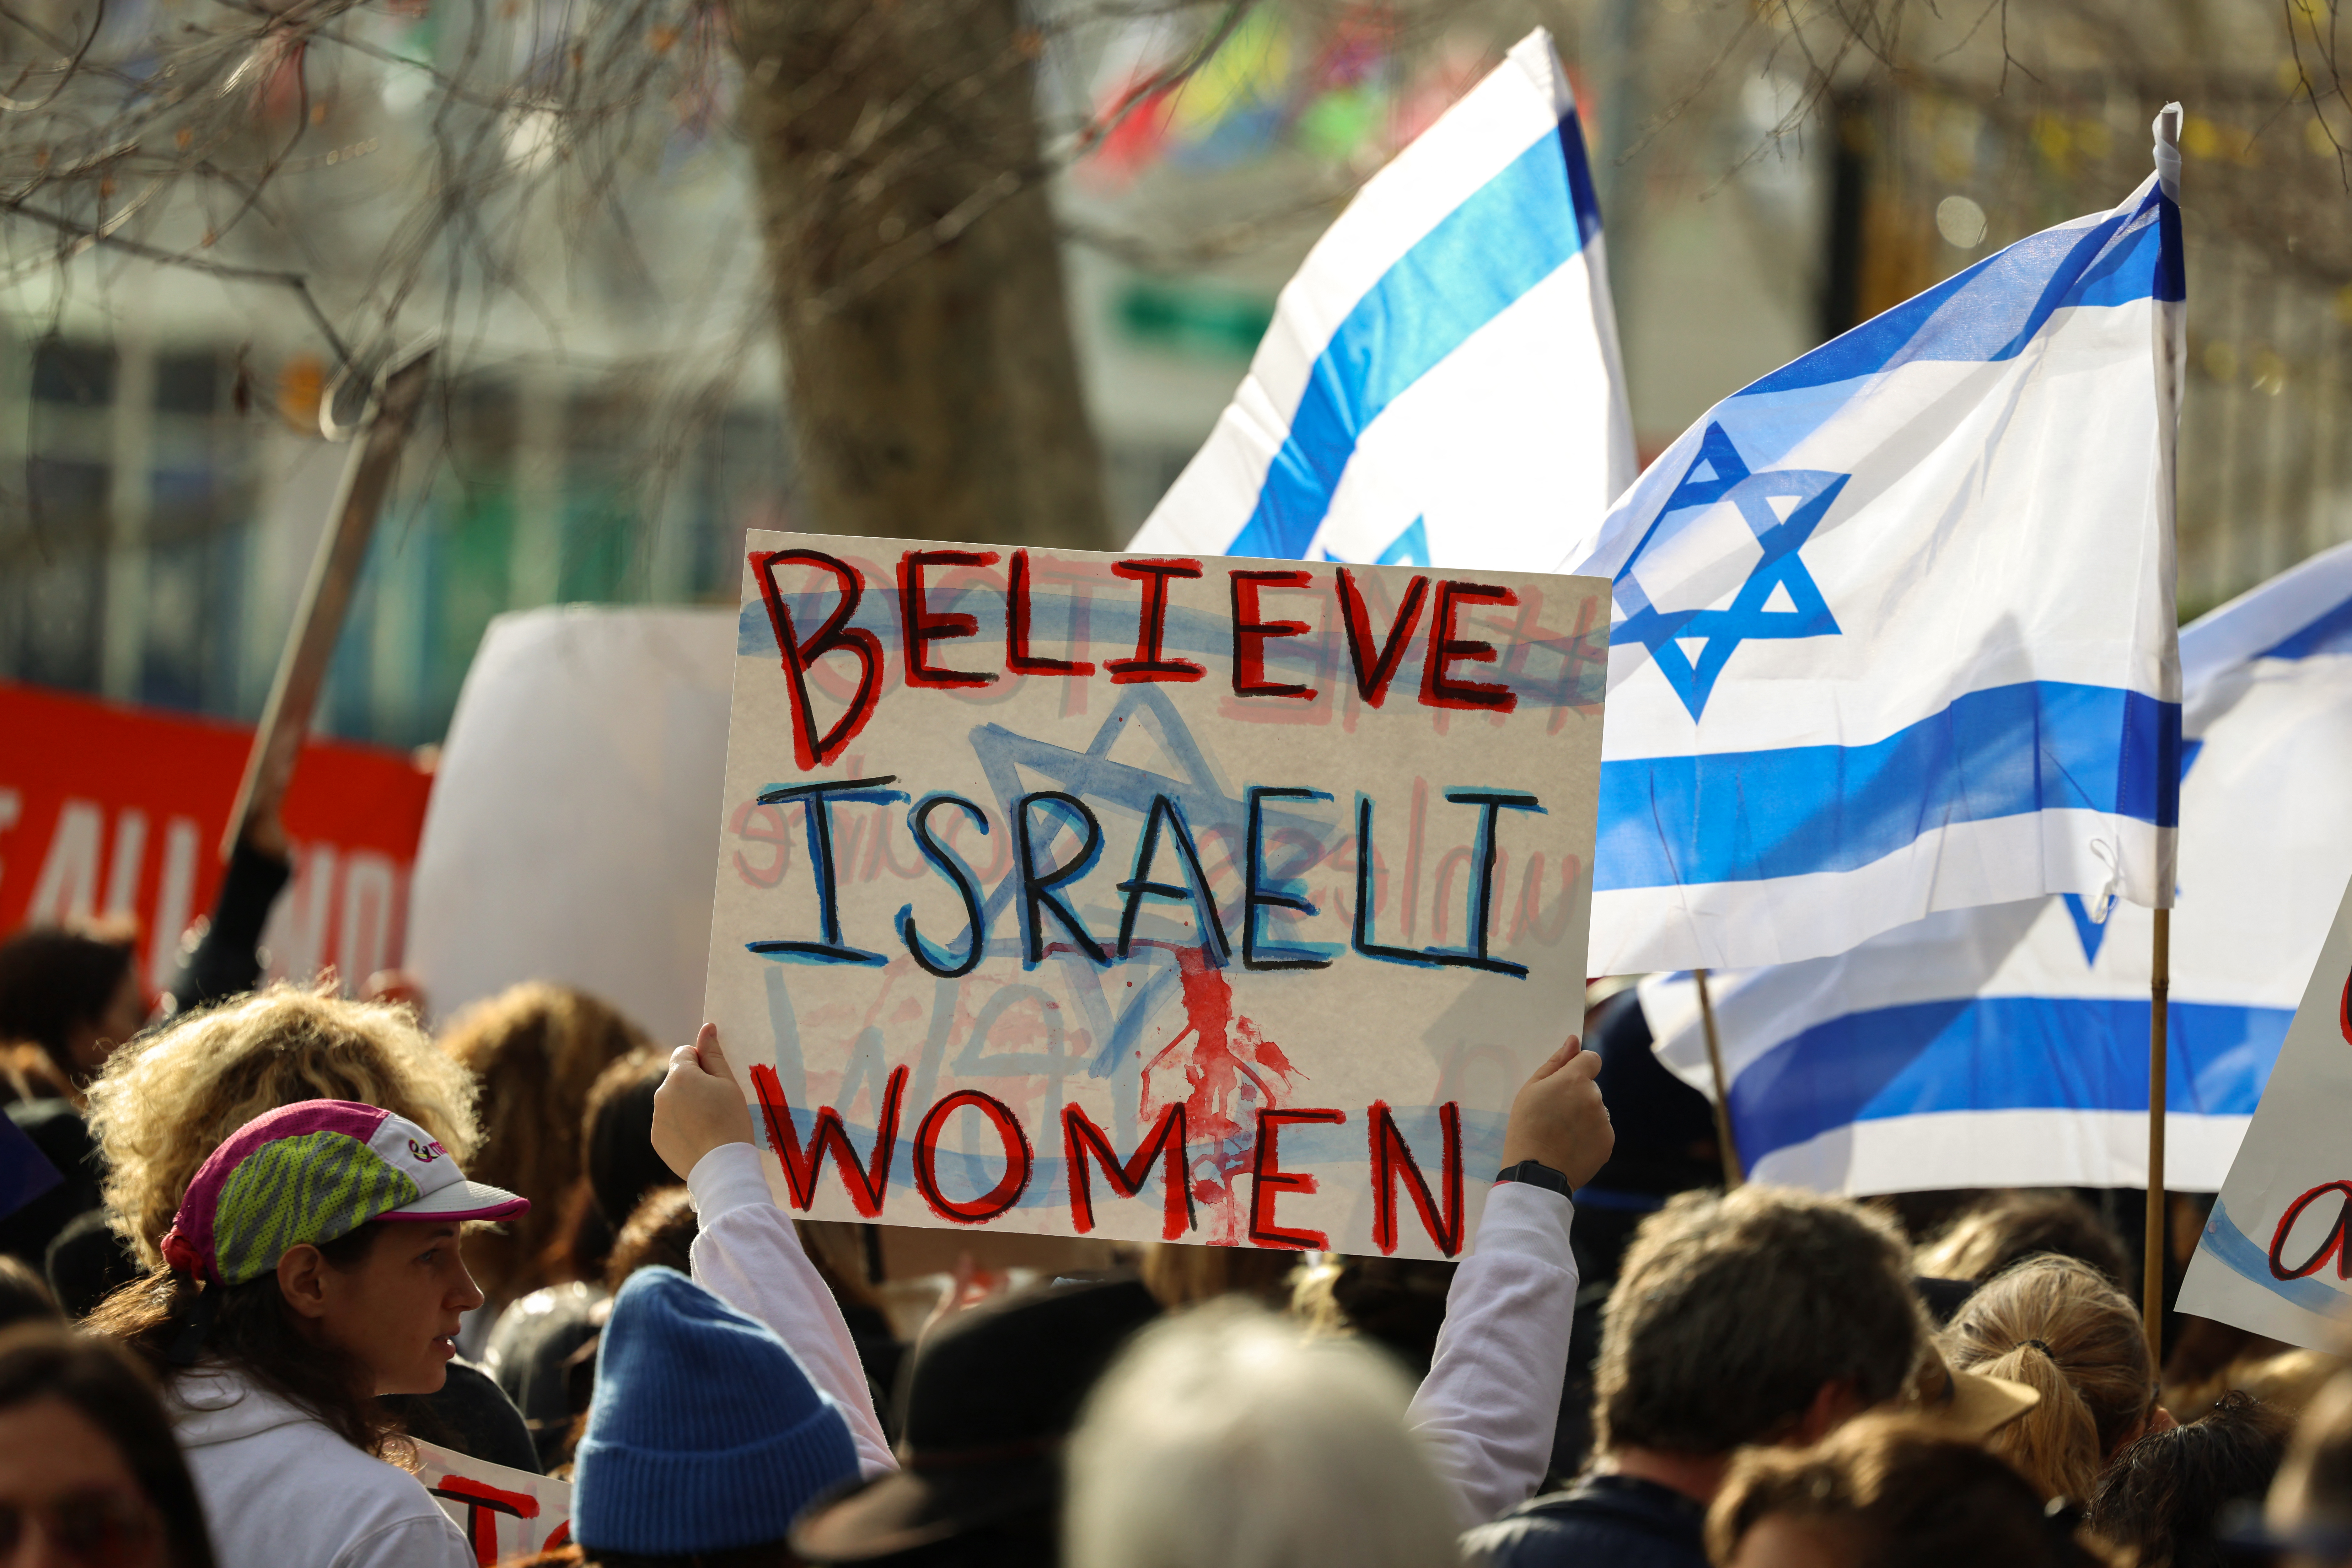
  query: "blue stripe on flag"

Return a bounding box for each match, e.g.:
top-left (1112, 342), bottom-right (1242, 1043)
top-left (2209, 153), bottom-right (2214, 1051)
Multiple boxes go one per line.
top-left (1597, 681), bottom-right (2181, 891)
top-left (1727, 996), bottom-right (2287, 1167)
top-left (1228, 126), bottom-right (1589, 559)
top-left (1741, 189), bottom-right (2179, 398)
top-left (1559, 110), bottom-right (1603, 247)
top-left (2262, 597), bottom-right (2352, 661)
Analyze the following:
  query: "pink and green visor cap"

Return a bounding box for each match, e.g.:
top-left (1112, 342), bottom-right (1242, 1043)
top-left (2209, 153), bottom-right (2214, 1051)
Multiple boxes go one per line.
top-left (160, 1099), bottom-right (527, 1287)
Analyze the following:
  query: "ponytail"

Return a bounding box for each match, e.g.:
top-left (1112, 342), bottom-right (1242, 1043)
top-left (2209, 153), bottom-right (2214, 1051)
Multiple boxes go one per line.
top-left (1943, 1257), bottom-right (2156, 1504)
top-left (1980, 1341), bottom-right (2103, 1501)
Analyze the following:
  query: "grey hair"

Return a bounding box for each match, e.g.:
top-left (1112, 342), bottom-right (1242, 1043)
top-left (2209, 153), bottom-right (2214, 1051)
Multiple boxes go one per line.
top-left (1064, 1299), bottom-right (1462, 1568)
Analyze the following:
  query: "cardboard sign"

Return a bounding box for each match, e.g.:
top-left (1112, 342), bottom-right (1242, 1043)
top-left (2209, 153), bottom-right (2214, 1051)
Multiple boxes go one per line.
top-left (0, 680), bottom-right (432, 995)
top-left (413, 1440), bottom-right (572, 1566)
top-left (701, 535), bottom-right (1608, 1259)
top-left (2178, 869), bottom-right (2352, 1347)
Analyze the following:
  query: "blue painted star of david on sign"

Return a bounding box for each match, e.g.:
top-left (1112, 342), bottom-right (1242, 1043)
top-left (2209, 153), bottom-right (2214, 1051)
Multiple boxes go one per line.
top-left (1610, 422), bottom-right (1850, 721)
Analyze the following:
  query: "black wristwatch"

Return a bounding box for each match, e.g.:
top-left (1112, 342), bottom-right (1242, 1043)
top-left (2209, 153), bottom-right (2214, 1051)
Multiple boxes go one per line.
top-left (1494, 1160), bottom-right (1573, 1198)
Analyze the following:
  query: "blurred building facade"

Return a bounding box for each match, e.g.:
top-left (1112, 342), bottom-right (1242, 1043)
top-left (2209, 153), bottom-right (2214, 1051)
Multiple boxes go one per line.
top-left (0, 0), bottom-right (2341, 747)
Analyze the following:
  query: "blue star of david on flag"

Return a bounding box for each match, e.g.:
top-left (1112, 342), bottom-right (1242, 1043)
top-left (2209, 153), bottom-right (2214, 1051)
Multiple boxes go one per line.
top-left (1610, 422), bottom-right (1850, 721)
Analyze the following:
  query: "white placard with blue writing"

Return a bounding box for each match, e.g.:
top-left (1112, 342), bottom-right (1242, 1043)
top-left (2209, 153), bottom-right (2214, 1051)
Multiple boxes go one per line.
top-left (700, 533), bottom-right (1608, 1258)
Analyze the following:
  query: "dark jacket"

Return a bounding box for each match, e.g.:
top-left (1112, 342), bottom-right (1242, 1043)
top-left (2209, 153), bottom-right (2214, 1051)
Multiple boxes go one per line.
top-left (1463, 1473), bottom-right (1710, 1568)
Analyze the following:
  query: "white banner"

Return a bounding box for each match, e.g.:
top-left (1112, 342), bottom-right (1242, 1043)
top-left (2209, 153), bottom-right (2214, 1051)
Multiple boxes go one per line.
top-left (405, 606), bottom-right (733, 1040)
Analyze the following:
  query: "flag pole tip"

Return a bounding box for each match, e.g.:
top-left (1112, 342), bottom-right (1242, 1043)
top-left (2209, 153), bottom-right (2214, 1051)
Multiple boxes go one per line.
top-left (2154, 104), bottom-right (2184, 198)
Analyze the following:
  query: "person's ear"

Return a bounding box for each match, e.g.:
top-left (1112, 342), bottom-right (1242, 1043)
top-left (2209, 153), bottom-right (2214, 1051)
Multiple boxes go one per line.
top-left (277, 1243), bottom-right (331, 1321)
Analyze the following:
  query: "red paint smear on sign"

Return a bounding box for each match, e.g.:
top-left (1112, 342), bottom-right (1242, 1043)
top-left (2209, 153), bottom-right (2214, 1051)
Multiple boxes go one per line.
top-left (1144, 947), bottom-right (1299, 1243)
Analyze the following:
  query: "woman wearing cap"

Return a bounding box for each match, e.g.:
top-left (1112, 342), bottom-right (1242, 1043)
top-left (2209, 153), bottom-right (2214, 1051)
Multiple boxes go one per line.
top-left (87, 1098), bottom-right (529, 1568)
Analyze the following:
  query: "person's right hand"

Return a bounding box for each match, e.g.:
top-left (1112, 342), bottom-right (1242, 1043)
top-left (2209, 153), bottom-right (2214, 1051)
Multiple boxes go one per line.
top-left (1498, 1035), bottom-right (1613, 1189)
top-left (651, 1022), bottom-right (756, 1181)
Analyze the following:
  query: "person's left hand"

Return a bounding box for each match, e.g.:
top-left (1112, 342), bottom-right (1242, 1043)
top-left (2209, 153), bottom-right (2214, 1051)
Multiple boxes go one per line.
top-left (1498, 1035), bottom-right (1614, 1188)
top-left (651, 1022), bottom-right (755, 1181)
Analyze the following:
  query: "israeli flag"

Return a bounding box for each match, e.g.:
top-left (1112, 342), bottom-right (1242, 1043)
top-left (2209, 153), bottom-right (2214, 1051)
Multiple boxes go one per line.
top-left (1637, 541), bottom-right (2352, 1194)
top-left (1126, 29), bottom-right (1634, 571)
top-left (1569, 111), bottom-right (2187, 974)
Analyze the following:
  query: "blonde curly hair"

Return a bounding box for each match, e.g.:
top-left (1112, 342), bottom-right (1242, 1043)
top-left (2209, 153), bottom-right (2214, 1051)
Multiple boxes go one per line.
top-left (86, 986), bottom-right (481, 1268)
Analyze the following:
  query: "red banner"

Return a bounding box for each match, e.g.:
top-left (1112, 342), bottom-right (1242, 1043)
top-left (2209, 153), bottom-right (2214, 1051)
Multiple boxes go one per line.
top-left (0, 680), bottom-right (434, 997)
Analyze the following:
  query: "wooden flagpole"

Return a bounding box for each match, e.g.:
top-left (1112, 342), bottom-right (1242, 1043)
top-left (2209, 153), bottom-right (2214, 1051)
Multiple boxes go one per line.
top-left (1694, 968), bottom-right (1745, 1189)
top-left (2142, 99), bottom-right (2184, 1370)
top-left (221, 342), bottom-right (436, 859)
top-left (2144, 907), bottom-right (2171, 1363)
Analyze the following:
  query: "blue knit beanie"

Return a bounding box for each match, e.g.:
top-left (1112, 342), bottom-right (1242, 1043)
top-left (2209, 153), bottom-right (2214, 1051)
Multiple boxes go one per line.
top-left (572, 1266), bottom-right (860, 1554)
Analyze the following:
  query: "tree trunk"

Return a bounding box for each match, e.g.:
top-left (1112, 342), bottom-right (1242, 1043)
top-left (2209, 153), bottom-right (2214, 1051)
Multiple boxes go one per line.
top-left (728, 0), bottom-right (1112, 550)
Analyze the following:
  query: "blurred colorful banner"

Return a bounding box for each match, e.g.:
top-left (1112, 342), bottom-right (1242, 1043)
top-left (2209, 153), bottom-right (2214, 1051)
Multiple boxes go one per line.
top-left (0, 680), bottom-right (433, 996)
top-left (1081, 11), bottom-right (1496, 187)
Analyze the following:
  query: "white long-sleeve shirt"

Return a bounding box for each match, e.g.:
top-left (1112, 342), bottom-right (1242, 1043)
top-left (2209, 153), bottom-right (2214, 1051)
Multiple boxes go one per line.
top-left (1406, 1181), bottom-right (1580, 1528)
top-left (686, 1144), bottom-right (898, 1479)
top-left (684, 1142), bottom-right (1579, 1524)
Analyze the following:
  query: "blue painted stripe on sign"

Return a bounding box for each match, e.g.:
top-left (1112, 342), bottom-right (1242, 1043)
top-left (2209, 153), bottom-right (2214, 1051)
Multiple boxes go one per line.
top-left (2200, 1198), bottom-right (2347, 1316)
top-left (1740, 189), bottom-right (2176, 397)
top-left (1727, 996), bottom-right (2286, 1168)
top-left (1596, 681), bottom-right (2181, 892)
top-left (1227, 125), bottom-right (1589, 559)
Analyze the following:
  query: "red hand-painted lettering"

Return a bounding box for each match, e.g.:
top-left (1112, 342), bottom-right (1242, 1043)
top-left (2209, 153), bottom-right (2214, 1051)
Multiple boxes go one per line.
top-left (750, 549), bottom-right (885, 768)
top-left (749, 1063), bottom-right (907, 1217)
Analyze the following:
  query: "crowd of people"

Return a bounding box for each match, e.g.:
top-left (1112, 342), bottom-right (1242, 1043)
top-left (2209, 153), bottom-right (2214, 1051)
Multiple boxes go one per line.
top-left (2, 871), bottom-right (2351, 1567)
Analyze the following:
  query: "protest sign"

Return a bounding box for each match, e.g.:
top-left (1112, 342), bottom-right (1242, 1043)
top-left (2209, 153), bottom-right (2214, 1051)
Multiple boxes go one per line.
top-left (702, 534), bottom-right (1608, 1259)
top-left (405, 607), bottom-right (734, 1039)
top-left (0, 680), bottom-right (432, 994)
top-left (413, 1440), bottom-right (572, 1566)
top-left (2176, 868), bottom-right (2352, 1348)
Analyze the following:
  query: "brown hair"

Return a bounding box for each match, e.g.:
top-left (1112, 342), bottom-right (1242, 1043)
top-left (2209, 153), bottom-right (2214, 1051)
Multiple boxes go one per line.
top-left (604, 1187), bottom-right (698, 1290)
top-left (1943, 1256), bottom-right (2154, 1501)
top-left (0, 1255), bottom-right (58, 1327)
top-left (2089, 1389), bottom-right (2288, 1568)
top-left (1916, 1191), bottom-right (2132, 1291)
top-left (85, 987), bottom-right (480, 1267)
top-left (85, 1223), bottom-right (406, 1460)
top-left (565, 1045), bottom-right (674, 1281)
top-left (2268, 1369), bottom-right (2352, 1543)
top-left (0, 1324), bottom-right (220, 1568)
top-left (1595, 1186), bottom-right (1923, 1457)
top-left (1138, 1242), bottom-right (1301, 1310)
top-left (0, 1040), bottom-right (77, 1105)
top-left (0, 926), bottom-right (136, 1089)
top-left (441, 984), bottom-right (651, 1303)
top-left (1706, 1413), bottom-right (2122, 1568)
